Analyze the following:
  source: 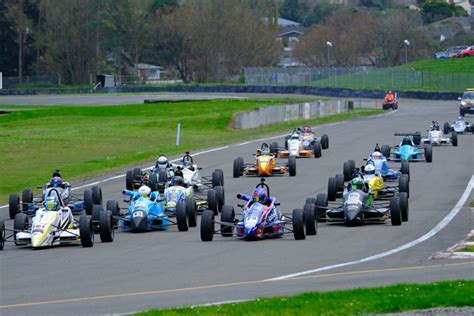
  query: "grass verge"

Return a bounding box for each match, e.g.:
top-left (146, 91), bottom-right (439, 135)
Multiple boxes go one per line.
top-left (456, 245), bottom-right (474, 252)
top-left (0, 99), bottom-right (381, 201)
top-left (136, 280), bottom-right (474, 316)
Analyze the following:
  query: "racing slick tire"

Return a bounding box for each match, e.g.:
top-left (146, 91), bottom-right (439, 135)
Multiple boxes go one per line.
top-left (424, 144), bottom-right (433, 163)
top-left (270, 142), bottom-right (279, 155)
top-left (84, 190), bottom-right (93, 215)
top-left (400, 160), bottom-right (410, 180)
top-left (0, 221), bottom-right (5, 251)
top-left (13, 213), bottom-right (28, 244)
top-left (91, 204), bottom-right (103, 223)
top-left (233, 157), bottom-right (243, 178)
top-left (200, 210), bottom-right (215, 242)
top-left (303, 203), bottom-right (317, 236)
top-left (185, 197), bottom-right (197, 228)
top-left (9, 193), bottom-right (20, 219)
top-left (99, 210), bottom-right (115, 243)
top-left (343, 161), bottom-right (352, 181)
top-left (313, 142), bottom-right (322, 158)
top-left (292, 209), bottom-right (306, 240)
top-left (214, 186), bottom-right (225, 212)
top-left (284, 135), bottom-right (291, 149)
top-left (305, 197), bottom-right (316, 205)
top-left (212, 169), bottom-right (224, 187)
top-left (91, 186), bottom-right (102, 205)
top-left (79, 215), bottom-right (94, 248)
top-left (348, 160), bottom-right (356, 173)
top-left (176, 201), bottom-right (188, 232)
top-left (207, 189), bottom-right (219, 215)
top-left (148, 172), bottom-right (158, 191)
top-left (21, 189), bottom-right (33, 212)
top-left (321, 134), bottom-right (329, 149)
top-left (398, 174), bottom-right (410, 198)
top-left (288, 156), bottom-right (297, 177)
top-left (413, 132), bottom-right (421, 146)
top-left (158, 169), bottom-right (167, 185)
top-left (335, 174), bottom-right (344, 189)
top-left (126, 170), bottom-right (134, 191)
top-left (132, 168), bottom-right (142, 188)
top-left (220, 205), bottom-right (235, 237)
top-left (315, 193), bottom-right (328, 222)
top-left (443, 122), bottom-right (451, 135)
top-left (390, 196), bottom-right (402, 226)
top-left (381, 145), bottom-right (391, 159)
top-left (106, 200), bottom-right (120, 217)
top-left (399, 192), bottom-right (409, 222)
top-left (327, 177), bottom-right (337, 201)
top-left (451, 132), bottom-right (458, 147)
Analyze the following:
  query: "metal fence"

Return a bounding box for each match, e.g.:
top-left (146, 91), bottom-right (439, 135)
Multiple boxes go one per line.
top-left (243, 67), bottom-right (474, 92)
top-left (3, 75), bottom-right (60, 88)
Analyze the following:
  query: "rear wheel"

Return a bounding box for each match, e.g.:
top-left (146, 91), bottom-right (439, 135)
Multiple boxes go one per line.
top-left (200, 210), bottom-right (215, 242)
top-left (284, 135), bottom-right (290, 149)
top-left (220, 205), bottom-right (235, 237)
top-left (381, 145), bottom-right (391, 158)
top-left (315, 193), bottom-right (328, 221)
top-left (390, 196), bottom-right (402, 226)
top-left (158, 169), bottom-right (167, 185)
top-left (176, 201), bottom-right (188, 231)
top-left (214, 186), bottom-right (225, 212)
top-left (399, 192), bottom-right (409, 222)
top-left (270, 142), bottom-right (279, 155)
top-left (348, 160), bottom-right (355, 173)
top-left (21, 189), bottom-right (33, 212)
top-left (132, 168), bottom-right (142, 185)
top-left (9, 194), bottom-right (20, 219)
top-left (313, 142), bottom-right (322, 158)
top-left (212, 169), bottom-right (224, 187)
top-left (288, 156), bottom-right (296, 177)
top-left (99, 210), bottom-right (114, 242)
top-left (424, 144), bottom-right (433, 163)
top-left (451, 132), bottom-right (458, 147)
top-left (79, 215), bottom-right (94, 247)
top-left (303, 203), bottom-right (317, 235)
top-left (327, 177), bottom-right (337, 201)
top-left (106, 200), bottom-right (120, 217)
top-left (185, 197), bottom-right (197, 228)
top-left (398, 174), bottom-right (409, 198)
top-left (125, 170), bottom-right (134, 190)
top-left (91, 186), bottom-right (102, 205)
top-left (321, 134), bottom-right (329, 149)
top-left (343, 161), bottom-right (352, 181)
top-left (413, 133), bottom-right (421, 146)
top-left (84, 190), bottom-right (93, 215)
top-left (305, 197), bottom-right (316, 205)
top-left (91, 205), bottom-right (103, 222)
top-left (443, 122), bottom-right (450, 134)
top-left (335, 174), bottom-right (344, 189)
top-left (292, 209), bottom-right (305, 240)
top-left (233, 158), bottom-right (243, 178)
top-left (207, 189), bottom-right (219, 215)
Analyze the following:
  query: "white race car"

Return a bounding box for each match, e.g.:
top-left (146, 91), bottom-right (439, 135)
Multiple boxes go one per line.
top-left (422, 121), bottom-right (457, 146)
top-left (444, 117), bottom-right (473, 134)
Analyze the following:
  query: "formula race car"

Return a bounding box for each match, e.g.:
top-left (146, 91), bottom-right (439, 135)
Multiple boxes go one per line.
top-left (444, 117), bottom-right (473, 134)
top-left (8, 171), bottom-right (103, 219)
top-left (270, 127), bottom-right (328, 159)
top-left (359, 148), bottom-right (410, 181)
top-left (118, 186), bottom-right (194, 232)
top-left (126, 153), bottom-right (224, 193)
top-left (233, 143), bottom-right (296, 178)
top-left (200, 178), bottom-right (313, 241)
top-left (382, 133), bottom-right (433, 163)
top-left (421, 121), bottom-right (457, 146)
top-left (0, 189), bottom-right (113, 250)
top-left (306, 178), bottom-right (409, 226)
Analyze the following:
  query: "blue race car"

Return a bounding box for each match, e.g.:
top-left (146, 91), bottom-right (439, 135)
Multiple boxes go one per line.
top-left (365, 150), bottom-right (409, 181)
top-left (382, 133), bottom-right (433, 163)
top-left (200, 178), bottom-right (311, 241)
top-left (118, 185), bottom-right (194, 232)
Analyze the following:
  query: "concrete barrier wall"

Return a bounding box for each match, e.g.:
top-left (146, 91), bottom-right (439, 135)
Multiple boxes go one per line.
top-left (232, 100), bottom-right (348, 129)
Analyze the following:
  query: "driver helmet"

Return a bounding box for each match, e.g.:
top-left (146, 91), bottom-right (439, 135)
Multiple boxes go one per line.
top-left (458, 116), bottom-right (463, 121)
top-left (171, 176), bottom-right (185, 187)
top-left (183, 159), bottom-right (192, 168)
top-left (401, 136), bottom-right (412, 146)
top-left (157, 155), bottom-right (168, 167)
top-left (252, 188), bottom-right (267, 203)
top-left (291, 132), bottom-right (299, 139)
top-left (365, 164), bottom-right (376, 175)
top-left (388, 90), bottom-right (392, 94)
top-left (350, 177), bottom-right (364, 191)
top-left (260, 143), bottom-right (270, 155)
top-left (303, 126), bottom-right (311, 133)
top-left (374, 144), bottom-right (380, 152)
top-left (138, 185), bottom-right (151, 198)
top-left (372, 151), bottom-right (382, 160)
top-left (44, 196), bottom-right (59, 211)
top-left (50, 176), bottom-right (63, 187)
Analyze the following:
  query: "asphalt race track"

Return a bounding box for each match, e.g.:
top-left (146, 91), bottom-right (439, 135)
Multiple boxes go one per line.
top-left (0, 95), bottom-right (473, 315)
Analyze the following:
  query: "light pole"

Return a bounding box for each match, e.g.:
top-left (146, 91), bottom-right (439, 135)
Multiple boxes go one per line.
top-left (326, 41), bottom-right (333, 67)
top-left (404, 39), bottom-right (410, 64)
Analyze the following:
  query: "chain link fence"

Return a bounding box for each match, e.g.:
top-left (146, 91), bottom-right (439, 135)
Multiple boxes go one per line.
top-left (243, 67), bottom-right (474, 92)
top-left (3, 75), bottom-right (61, 88)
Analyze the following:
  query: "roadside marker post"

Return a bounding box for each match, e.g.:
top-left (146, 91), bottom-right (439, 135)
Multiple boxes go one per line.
top-left (176, 123), bottom-right (181, 145)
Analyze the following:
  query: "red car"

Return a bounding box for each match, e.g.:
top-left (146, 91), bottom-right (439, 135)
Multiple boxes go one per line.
top-left (457, 46), bottom-right (474, 58)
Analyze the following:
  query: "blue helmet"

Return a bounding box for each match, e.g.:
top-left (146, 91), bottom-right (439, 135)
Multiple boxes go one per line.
top-left (50, 176), bottom-right (62, 187)
top-left (252, 188), bottom-right (266, 203)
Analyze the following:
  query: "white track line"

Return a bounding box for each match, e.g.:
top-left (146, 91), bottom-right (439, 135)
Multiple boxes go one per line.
top-left (0, 111), bottom-right (389, 209)
top-left (266, 175), bottom-right (474, 281)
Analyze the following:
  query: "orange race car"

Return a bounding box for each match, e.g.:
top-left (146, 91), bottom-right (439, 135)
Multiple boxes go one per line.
top-left (233, 143), bottom-right (296, 178)
top-left (269, 127), bottom-right (328, 159)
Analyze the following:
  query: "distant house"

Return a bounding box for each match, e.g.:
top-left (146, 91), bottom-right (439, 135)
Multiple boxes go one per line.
top-left (448, 0), bottom-right (472, 15)
top-left (135, 63), bottom-right (163, 83)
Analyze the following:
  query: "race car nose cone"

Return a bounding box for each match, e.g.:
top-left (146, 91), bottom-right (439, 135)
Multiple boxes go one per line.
top-left (132, 216), bottom-right (146, 230)
top-left (346, 209), bottom-right (359, 221)
top-left (31, 233), bottom-right (45, 247)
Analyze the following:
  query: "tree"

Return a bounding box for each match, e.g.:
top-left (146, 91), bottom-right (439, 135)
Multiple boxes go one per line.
top-left (279, 0), bottom-right (303, 22)
top-left (302, 1), bottom-right (336, 27)
top-left (420, 0), bottom-right (468, 23)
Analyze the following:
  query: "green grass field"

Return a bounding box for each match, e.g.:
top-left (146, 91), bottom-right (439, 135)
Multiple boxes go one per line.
top-left (136, 280), bottom-right (474, 315)
top-left (0, 99), bottom-right (380, 201)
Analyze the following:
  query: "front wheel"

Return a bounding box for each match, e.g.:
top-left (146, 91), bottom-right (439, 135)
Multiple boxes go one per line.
top-left (400, 160), bottom-right (410, 180)
top-left (233, 158), bottom-right (243, 178)
top-left (399, 192), bottom-right (409, 222)
top-left (79, 215), bottom-right (94, 247)
top-left (424, 144), bottom-right (433, 163)
top-left (99, 210), bottom-right (115, 242)
top-left (220, 205), bottom-right (235, 237)
top-left (321, 134), bottom-right (329, 149)
top-left (9, 194), bottom-right (20, 219)
top-left (288, 156), bottom-right (296, 177)
top-left (21, 189), bottom-right (33, 212)
top-left (176, 201), bottom-right (188, 232)
top-left (207, 189), bottom-right (218, 215)
top-left (292, 209), bottom-right (305, 240)
top-left (327, 177), bottom-right (337, 201)
top-left (125, 170), bottom-right (134, 191)
top-left (451, 132), bottom-right (458, 147)
top-left (212, 169), bottom-right (224, 187)
top-left (0, 221), bottom-right (5, 251)
top-left (398, 174), bottom-right (409, 198)
top-left (443, 122), bottom-right (450, 135)
top-left (303, 203), bottom-right (317, 235)
top-left (200, 210), bottom-right (215, 242)
top-left (313, 142), bottom-right (322, 158)
top-left (390, 196), bottom-right (402, 226)
top-left (185, 197), bottom-right (197, 228)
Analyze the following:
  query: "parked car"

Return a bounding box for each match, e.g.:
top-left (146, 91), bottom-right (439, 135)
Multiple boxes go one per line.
top-left (459, 88), bottom-right (474, 116)
top-left (434, 46), bottom-right (467, 59)
top-left (457, 46), bottom-right (474, 58)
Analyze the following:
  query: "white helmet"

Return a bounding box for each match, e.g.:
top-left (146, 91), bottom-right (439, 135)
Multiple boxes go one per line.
top-left (138, 185), bottom-right (151, 198)
top-left (365, 164), bottom-right (376, 175)
top-left (372, 152), bottom-right (382, 160)
top-left (157, 155), bottom-right (168, 166)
